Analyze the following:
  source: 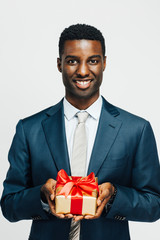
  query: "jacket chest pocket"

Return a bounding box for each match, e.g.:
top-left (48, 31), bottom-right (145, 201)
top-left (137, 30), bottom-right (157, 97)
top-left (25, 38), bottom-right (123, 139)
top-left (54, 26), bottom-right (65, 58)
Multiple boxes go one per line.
top-left (102, 154), bottom-right (129, 169)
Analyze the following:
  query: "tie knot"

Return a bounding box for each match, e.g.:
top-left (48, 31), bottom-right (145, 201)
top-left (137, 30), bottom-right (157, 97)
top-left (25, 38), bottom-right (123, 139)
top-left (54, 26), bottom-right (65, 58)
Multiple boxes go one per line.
top-left (77, 111), bottom-right (89, 123)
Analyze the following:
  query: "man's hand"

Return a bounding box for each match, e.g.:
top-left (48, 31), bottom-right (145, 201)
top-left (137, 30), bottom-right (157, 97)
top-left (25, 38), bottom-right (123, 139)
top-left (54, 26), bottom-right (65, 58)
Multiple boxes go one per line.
top-left (73, 182), bottom-right (115, 221)
top-left (41, 178), bottom-right (73, 219)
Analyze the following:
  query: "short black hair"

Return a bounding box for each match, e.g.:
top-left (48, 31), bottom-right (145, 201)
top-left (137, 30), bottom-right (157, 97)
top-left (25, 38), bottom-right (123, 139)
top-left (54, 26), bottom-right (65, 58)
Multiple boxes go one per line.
top-left (59, 24), bottom-right (105, 58)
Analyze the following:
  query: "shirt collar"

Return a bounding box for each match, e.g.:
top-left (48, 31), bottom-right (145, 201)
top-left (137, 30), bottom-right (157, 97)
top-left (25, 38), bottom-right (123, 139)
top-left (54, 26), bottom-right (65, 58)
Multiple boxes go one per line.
top-left (63, 96), bottom-right (102, 121)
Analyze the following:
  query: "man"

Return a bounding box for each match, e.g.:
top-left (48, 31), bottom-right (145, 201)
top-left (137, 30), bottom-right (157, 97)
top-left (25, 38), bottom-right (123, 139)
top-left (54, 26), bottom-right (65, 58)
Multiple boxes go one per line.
top-left (1, 24), bottom-right (160, 240)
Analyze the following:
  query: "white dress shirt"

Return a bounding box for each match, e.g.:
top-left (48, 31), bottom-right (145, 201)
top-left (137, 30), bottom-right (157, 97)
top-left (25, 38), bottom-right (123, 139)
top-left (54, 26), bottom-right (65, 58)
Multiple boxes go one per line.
top-left (64, 96), bottom-right (102, 175)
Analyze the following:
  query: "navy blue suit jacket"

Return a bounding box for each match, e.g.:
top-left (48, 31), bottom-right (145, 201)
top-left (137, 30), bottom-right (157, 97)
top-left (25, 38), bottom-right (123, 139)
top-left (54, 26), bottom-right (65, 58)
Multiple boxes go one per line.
top-left (1, 97), bottom-right (160, 240)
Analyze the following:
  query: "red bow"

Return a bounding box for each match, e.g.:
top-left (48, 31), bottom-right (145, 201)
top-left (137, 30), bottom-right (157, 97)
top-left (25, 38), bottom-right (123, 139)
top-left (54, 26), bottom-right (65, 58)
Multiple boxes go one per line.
top-left (56, 169), bottom-right (99, 215)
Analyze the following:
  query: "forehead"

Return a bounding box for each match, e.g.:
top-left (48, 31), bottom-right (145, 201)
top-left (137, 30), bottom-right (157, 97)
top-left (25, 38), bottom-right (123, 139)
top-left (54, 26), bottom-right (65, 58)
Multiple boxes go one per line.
top-left (62, 40), bottom-right (103, 57)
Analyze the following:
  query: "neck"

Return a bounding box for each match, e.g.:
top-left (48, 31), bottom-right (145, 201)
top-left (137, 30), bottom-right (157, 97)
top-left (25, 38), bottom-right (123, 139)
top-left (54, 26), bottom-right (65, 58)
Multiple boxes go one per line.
top-left (65, 93), bottom-right (100, 110)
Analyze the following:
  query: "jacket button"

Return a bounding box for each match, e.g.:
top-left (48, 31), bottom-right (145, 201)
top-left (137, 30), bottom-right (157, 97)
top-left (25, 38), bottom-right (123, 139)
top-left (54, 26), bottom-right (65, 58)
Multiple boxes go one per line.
top-left (31, 216), bottom-right (42, 220)
top-left (114, 215), bottom-right (126, 221)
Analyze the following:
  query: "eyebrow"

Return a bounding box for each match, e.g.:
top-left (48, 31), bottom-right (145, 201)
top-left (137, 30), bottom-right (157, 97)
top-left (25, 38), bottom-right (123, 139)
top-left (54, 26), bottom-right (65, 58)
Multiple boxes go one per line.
top-left (88, 55), bottom-right (102, 59)
top-left (65, 55), bottom-right (102, 60)
top-left (65, 55), bottom-right (78, 60)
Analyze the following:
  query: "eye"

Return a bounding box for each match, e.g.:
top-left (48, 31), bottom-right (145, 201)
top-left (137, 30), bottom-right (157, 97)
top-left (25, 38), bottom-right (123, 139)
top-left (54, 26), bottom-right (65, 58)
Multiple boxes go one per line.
top-left (67, 59), bottom-right (78, 65)
top-left (89, 59), bottom-right (98, 65)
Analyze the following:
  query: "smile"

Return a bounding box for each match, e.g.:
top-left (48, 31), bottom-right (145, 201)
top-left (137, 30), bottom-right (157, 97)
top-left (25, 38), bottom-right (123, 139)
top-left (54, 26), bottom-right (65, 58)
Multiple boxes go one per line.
top-left (76, 80), bottom-right (91, 85)
top-left (73, 79), bottom-right (93, 89)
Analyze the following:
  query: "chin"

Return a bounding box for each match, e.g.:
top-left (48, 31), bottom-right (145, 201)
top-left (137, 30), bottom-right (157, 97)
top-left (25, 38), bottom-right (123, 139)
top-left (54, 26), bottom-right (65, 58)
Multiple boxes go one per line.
top-left (75, 91), bottom-right (99, 100)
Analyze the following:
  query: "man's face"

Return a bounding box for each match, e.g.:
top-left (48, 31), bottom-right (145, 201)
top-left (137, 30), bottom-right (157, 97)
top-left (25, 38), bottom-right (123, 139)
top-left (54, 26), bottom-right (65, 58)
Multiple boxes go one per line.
top-left (57, 39), bottom-right (106, 103)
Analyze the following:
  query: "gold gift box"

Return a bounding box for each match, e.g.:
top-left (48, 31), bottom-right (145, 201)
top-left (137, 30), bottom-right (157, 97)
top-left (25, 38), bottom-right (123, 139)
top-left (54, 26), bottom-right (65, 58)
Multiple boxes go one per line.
top-left (55, 177), bottom-right (98, 216)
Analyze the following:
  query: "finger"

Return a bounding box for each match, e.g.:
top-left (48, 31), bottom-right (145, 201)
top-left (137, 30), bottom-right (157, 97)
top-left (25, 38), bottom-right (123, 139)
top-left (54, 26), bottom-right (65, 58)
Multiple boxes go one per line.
top-left (56, 213), bottom-right (65, 219)
top-left (84, 214), bottom-right (95, 220)
top-left (42, 181), bottom-right (57, 200)
top-left (98, 185), bottom-right (103, 195)
top-left (98, 188), bottom-right (110, 199)
top-left (73, 215), bottom-right (84, 221)
top-left (47, 195), bottom-right (56, 215)
top-left (50, 193), bottom-right (55, 201)
top-left (97, 188), bottom-right (111, 206)
top-left (97, 196), bottom-right (108, 206)
top-left (65, 214), bottom-right (73, 219)
top-left (47, 199), bottom-right (65, 218)
top-left (44, 188), bottom-right (67, 219)
top-left (46, 179), bottom-right (57, 194)
top-left (74, 216), bottom-right (83, 221)
top-left (95, 199), bottom-right (108, 218)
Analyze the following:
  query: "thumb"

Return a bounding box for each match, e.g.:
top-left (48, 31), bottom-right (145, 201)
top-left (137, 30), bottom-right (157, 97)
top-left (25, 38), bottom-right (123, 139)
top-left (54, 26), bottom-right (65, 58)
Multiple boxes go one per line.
top-left (50, 193), bottom-right (55, 201)
top-left (41, 179), bottom-right (57, 201)
top-left (97, 188), bottom-right (110, 206)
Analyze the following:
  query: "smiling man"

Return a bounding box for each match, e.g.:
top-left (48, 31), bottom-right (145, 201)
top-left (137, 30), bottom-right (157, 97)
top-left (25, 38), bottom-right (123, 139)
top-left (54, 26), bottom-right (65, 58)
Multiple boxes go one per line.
top-left (1, 24), bottom-right (160, 240)
top-left (58, 39), bottom-right (106, 109)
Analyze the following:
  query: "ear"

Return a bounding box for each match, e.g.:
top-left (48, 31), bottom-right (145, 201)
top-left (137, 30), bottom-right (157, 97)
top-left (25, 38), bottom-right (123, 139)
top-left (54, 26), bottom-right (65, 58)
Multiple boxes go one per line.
top-left (103, 56), bottom-right (107, 71)
top-left (57, 58), bottom-right (62, 72)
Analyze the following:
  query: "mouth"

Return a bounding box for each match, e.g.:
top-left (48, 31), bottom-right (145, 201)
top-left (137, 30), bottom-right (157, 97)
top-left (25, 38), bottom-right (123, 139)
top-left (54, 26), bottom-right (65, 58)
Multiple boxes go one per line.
top-left (73, 79), bottom-right (93, 89)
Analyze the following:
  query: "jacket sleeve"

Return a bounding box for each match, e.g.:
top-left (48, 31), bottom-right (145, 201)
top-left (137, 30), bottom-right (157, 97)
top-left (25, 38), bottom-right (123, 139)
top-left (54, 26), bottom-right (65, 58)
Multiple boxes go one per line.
top-left (0, 120), bottom-right (49, 222)
top-left (106, 121), bottom-right (160, 222)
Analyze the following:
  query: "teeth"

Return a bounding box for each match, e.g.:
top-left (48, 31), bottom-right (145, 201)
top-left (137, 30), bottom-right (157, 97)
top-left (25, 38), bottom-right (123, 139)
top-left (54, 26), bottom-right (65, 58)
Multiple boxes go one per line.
top-left (76, 81), bottom-right (90, 85)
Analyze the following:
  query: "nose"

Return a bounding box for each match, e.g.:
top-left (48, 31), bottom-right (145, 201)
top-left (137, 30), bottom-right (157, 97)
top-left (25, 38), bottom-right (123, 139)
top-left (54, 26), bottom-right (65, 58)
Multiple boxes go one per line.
top-left (76, 62), bottom-right (90, 78)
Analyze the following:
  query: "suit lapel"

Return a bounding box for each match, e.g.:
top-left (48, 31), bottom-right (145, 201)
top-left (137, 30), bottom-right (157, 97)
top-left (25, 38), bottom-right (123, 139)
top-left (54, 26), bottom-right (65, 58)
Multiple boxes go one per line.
top-left (42, 97), bottom-right (122, 177)
top-left (42, 100), bottom-right (71, 175)
top-left (87, 98), bottom-right (122, 176)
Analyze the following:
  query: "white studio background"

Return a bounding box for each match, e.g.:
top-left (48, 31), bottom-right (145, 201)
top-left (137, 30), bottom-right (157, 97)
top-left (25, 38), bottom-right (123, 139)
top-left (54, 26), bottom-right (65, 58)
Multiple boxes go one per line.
top-left (0, 0), bottom-right (160, 239)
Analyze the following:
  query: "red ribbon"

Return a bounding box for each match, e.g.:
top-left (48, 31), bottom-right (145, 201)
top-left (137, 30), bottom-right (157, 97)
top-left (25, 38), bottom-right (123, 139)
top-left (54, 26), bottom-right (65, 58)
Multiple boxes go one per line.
top-left (56, 169), bottom-right (99, 215)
